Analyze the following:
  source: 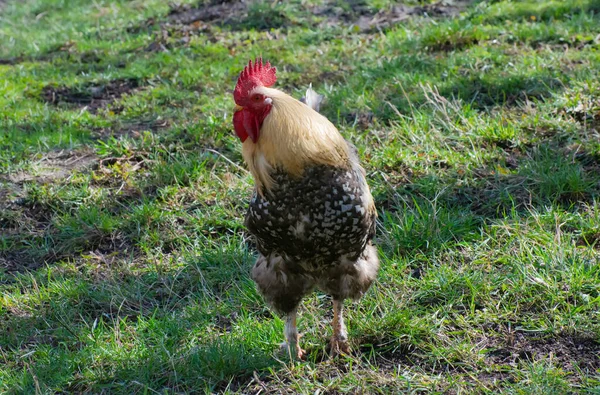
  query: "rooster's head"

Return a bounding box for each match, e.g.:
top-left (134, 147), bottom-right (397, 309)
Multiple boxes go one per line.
top-left (233, 58), bottom-right (277, 143)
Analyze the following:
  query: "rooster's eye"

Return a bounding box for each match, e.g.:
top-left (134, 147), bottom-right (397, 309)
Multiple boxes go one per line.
top-left (252, 95), bottom-right (262, 102)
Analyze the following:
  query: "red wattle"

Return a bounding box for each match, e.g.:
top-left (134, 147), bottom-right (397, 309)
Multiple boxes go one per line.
top-left (233, 110), bottom-right (249, 142)
top-left (233, 108), bottom-right (260, 143)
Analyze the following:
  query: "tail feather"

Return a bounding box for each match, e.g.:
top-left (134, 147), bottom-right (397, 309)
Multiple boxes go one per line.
top-left (300, 83), bottom-right (324, 113)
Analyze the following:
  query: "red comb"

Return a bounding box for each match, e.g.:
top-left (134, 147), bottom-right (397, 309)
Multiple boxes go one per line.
top-left (234, 58), bottom-right (277, 104)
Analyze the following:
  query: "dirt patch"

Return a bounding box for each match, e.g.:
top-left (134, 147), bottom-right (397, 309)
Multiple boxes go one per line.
top-left (357, 328), bottom-right (600, 378)
top-left (150, 0), bottom-right (284, 48)
top-left (177, 328), bottom-right (597, 393)
top-left (5, 149), bottom-right (97, 186)
top-left (1, 193), bottom-right (131, 272)
top-left (158, 0), bottom-right (470, 37)
top-left (0, 149), bottom-right (100, 272)
top-left (0, 230), bottom-right (131, 273)
top-left (130, 0), bottom-right (472, 55)
top-left (315, 1), bottom-right (471, 32)
top-left (41, 78), bottom-right (141, 114)
top-left (135, 1), bottom-right (290, 53)
top-left (243, 341), bottom-right (510, 393)
top-left (1, 149), bottom-right (97, 222)
top-left (167, 1), bottom-right (248, 27)
top-left (486, 331), bottom-right (600, 373)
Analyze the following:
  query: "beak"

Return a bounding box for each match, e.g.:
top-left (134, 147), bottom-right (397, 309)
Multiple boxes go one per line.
top-left (234, 104), bottom-right (244, 112)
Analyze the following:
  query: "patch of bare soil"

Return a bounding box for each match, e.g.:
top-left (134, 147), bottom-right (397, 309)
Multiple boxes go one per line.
top-left (214, 328), bottom-right (599, 393)
top-left (5, 149), bottom-right (97, 186)
top-left (0, 231), bottom-right (130, 273)
top-left (41, 78), bottom-right (141, 114)
top-left (357, 330), bottom-right (599, 382)
top-left (167, 1), bottom-right (248, 26)
top-left (1, 149), bottom-right (96, 219)
top-left (0, 150), bottom-right (99, 271)
top-left (1, 149), bottom-right (94, 205)
top-left (154, 0), bottom-right (470, 40)
top-left (134, 0), bottom-right (471, 55)
top-left (142, 1), bottom-right (256, 52)
top-left (486, 331), bottom-right (600, 373)
top-left (315, 0), bottom-right (471, 32)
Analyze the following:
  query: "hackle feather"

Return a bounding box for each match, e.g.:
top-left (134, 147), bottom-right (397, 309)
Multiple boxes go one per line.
top-left (242, 86), bottom-right (349, 193)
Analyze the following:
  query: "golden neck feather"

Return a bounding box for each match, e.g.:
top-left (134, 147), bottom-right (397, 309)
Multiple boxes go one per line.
top-left (241, 87), bottom-right (350, 193)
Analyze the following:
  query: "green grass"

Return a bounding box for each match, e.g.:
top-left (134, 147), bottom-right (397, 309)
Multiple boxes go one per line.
top-left (1, 0), bottom-right (600, 393)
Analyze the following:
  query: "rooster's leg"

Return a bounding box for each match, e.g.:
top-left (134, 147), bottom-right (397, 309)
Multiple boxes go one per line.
top-left (330, 299), bottom-right (350, 355)
top-left (281, 308), bottom-right (305, 359)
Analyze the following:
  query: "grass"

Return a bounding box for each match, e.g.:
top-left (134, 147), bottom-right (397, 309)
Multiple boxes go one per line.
top-left (1, 0), bottom-right (600, 393)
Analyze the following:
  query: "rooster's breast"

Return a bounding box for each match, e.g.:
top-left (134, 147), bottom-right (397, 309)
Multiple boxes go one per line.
top-left (245, 165), bottom-right (375, 266)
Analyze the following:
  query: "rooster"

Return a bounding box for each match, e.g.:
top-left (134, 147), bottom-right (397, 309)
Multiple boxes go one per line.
top-left (233, 58), bottom-right (379, 358)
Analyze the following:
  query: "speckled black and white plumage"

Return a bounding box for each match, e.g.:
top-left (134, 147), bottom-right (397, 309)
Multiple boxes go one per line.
top-left (246, 147), bottom-right (379, 315)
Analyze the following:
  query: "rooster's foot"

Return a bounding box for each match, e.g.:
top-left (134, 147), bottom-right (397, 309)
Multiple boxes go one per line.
top-left (328, 337), bottom-right (351, 357)
top-left (280, 342), bottom-right (306, 360)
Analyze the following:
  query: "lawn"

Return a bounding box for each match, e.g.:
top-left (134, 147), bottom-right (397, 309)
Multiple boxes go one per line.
top-left (1, 0), bottom-right (600, 393)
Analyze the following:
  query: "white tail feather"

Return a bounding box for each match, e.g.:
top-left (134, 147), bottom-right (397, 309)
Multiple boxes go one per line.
top-left (300, 83), bottom-right (324, 113)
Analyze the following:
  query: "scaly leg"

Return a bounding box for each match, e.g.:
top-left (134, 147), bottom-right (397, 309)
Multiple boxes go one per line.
top-left (280, 309), bottom-right (305, 359)
top-left (330, 299), bottom-right (351, 355)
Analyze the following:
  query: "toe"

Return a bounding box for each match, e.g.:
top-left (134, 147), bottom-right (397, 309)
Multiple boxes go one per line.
top-left (329, 337), bottom-right (351, 357)
top-left (280, 342), bottom-right (306, 360)
top-left (296, 347), bottom-right (307, 360)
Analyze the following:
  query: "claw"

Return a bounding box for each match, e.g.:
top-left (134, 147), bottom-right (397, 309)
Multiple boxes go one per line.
top-left (329, 337), bottom-right (351, 357)
top-left (280, 342), bottom-right (306, 360)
